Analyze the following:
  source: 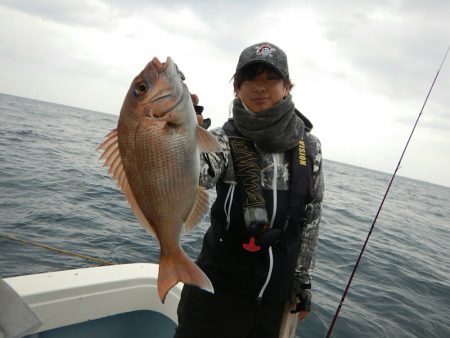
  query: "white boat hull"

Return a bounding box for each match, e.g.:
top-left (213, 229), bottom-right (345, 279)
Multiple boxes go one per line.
top-left (4, 263), bottom-right (181, 335)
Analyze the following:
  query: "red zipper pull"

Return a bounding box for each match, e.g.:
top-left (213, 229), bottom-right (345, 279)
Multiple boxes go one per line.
top-left (242, 236), bottom-right (261, 252)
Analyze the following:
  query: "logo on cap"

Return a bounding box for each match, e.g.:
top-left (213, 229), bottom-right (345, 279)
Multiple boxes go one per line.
top-left (255, 44), bottom-right (276, 57)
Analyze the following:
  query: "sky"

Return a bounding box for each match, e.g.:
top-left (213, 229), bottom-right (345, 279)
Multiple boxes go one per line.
top-left (0, 0), bottom-right (449, 187)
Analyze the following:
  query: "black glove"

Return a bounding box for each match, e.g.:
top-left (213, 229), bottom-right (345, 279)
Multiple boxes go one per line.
top-left (201, 118), bottom-right (211, 129)
top-left (194, 104), bottom-right (204, 114)
top-left (289, 276), bottom-right (312, 313)
top-left (292, 288), bottom-right (312, 313)
top-left (193, 104), bottom-right (211, 129)
top-left (254, 227), bottom-right (281, 248)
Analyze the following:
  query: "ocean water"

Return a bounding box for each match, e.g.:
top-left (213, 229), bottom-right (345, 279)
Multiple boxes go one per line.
top-left (0, 93), bottom-right (449, 338)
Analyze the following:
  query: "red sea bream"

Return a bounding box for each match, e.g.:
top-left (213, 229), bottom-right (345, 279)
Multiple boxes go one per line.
top-left (98, 57), bottom-right (220, 302)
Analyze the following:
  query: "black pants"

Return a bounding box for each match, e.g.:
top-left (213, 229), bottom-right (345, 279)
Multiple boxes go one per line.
top-left (174, 285), bottom-right (285, 338)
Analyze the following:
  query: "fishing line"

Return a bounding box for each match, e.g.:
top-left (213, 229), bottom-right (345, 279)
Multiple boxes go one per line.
top-left (326, 44), bottom-right (450, 338)
top-left (0, 232), bottom-right (115, 266)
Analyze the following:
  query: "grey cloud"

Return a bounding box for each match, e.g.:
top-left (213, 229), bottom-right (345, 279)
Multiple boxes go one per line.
top-left (2, 0), bottom-right (447, 117)
top-left (103, 0), bottom-right (277, 50)
top-left (420, 96), bottom-right (450, 132)
top-left (0, 0), bottom-right (271, 57)
top-left (0, 0), bottom-right (121, 28)
top-left (315, 0), bottom-right (450, 100)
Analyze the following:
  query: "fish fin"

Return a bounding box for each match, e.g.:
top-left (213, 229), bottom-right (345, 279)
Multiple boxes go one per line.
top-left (183, 187), bottom-right (209, 233)
top-left (158, 250), bottom-right (214, 303)
top-left (123, 180), bottom-right (156, 236)
top-left (97, 129), bottom-right (118, 152)
top-left (196, 125), bottom-right (222, 153)
top-left (98, 129), bottom-right (156, 236)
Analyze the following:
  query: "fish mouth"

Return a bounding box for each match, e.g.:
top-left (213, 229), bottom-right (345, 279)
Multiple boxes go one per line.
top-left (151, 56), bottom-right (173, 71)
top-left (151, 56), bottom-right (185, 81)
top-left (145, 56), bottom-right (183, 115)
top-left (146, 57), bottom-right (176, 105)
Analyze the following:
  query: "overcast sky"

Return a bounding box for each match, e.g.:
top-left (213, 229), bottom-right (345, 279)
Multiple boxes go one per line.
top-left (0, 0), bottom-right (449, 187)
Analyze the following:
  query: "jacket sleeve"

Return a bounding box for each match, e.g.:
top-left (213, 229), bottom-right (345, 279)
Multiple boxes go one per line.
top-left (294, 133), bottom-right (324, 287)
top-left (199, 127), bottom-right (230, 189)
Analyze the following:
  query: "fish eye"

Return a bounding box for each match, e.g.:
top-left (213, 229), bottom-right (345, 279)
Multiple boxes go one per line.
top-left (134, 82), bottom-right (147, 96)
top-left (138, 83), bottom-right (147, 92)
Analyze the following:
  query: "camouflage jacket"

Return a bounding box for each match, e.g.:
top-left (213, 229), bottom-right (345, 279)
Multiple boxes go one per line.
top-left (199, 126), bottom-right (324, 287)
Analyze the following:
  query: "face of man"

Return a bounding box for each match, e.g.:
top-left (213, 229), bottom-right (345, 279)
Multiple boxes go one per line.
top-left (236, 69), bottom-right (290, 113)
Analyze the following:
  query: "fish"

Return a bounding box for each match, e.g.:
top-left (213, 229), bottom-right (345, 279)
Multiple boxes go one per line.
top-left (98, 56), bottom-right (221, 303)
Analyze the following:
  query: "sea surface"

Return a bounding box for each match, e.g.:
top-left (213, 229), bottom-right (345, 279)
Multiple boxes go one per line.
top-left (1, 93), bottom-right (449, 338)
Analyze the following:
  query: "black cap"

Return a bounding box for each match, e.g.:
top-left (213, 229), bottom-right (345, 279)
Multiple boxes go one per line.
top-left (236, 42), bottom-right (289, 78)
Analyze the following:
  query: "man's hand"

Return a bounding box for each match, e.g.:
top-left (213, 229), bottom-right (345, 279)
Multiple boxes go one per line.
top-left (289, 278), bottom-right (312, 321)
top-left (290, 288), bottom-right (311, 320)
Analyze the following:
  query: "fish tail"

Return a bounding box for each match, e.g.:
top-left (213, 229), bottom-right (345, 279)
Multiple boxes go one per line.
top-left (158, 251), bottom-right (214, 303)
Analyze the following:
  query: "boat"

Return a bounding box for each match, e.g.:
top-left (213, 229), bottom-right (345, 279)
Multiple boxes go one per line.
top-left (3, 262), bottom-right (298, 338)
top-left (3, 263), bottom-right (180, 338)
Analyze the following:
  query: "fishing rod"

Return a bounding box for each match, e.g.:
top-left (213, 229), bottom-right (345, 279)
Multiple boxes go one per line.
top-left (326, 44), bottom-right (450, 338)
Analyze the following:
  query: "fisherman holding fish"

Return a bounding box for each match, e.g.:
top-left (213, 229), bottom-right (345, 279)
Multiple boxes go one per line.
top-left (175, 42), bottom-right (324, 338)
top-left (100, 40), bottom-right (323, 338)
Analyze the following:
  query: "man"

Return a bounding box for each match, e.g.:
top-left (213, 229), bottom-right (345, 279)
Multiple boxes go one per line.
top-left (176, 42), bottom-right (324, 338)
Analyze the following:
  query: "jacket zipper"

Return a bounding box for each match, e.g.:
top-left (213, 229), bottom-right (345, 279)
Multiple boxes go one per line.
top-left (257, 153), bottom-right (279, 301)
